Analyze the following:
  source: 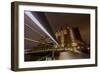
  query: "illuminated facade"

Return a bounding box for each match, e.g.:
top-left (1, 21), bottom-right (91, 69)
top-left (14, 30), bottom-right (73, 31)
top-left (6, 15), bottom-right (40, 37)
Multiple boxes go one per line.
top-left (55, 26), bottom-right (87, 49)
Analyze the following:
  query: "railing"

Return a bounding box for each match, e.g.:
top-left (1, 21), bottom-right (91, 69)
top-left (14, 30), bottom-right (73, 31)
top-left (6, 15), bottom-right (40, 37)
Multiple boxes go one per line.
top-left (25, 47), bottom-right (81, 54)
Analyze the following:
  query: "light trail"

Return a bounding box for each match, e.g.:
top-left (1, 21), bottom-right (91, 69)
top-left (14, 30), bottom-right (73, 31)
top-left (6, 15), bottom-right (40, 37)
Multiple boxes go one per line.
top-left (25, 37), bottom-right (45, 44)
top-left (25, 11), bottom-right (58, 45)
top-left (25, 37), bottom-right (53, 45)
top-left (25, 23), bottom-right (45, 37)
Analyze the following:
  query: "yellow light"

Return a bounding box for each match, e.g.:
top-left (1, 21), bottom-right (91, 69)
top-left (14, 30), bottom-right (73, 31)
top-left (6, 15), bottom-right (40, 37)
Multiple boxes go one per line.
top-left (72, 42), bottom-right (77, 46)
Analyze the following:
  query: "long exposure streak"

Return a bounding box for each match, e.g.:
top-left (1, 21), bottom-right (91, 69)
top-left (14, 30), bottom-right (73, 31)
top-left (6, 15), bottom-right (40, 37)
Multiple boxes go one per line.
top-left (25, 11), bottom-right (58, 45)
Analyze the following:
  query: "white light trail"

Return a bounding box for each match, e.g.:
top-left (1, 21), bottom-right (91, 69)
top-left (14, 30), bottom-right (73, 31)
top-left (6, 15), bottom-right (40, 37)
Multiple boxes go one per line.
top-left (25, 23), bottom-right (45, 37)
top-left (25, 11), bottom-right (58, 45)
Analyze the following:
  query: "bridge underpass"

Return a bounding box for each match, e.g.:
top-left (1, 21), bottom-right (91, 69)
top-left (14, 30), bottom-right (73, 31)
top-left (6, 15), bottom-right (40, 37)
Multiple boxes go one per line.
top-left (24, 11), bottom-right (90, 61)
